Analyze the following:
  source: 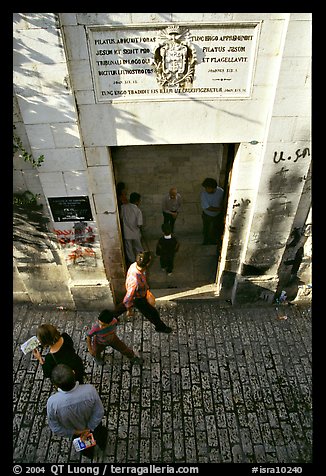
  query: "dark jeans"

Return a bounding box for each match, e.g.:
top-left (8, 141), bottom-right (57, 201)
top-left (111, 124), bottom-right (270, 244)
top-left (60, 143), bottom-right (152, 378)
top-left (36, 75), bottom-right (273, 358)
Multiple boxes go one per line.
top-left (78, 422), bottom-right (107, 458)
top-left (163, 212), bottom-right (177, 232)
top-left (202, 212), bottom-right (222, 245)
top-left (114, 297), bottom-right (168, 330)
top-left (160, 254), bottom-right (174, 273)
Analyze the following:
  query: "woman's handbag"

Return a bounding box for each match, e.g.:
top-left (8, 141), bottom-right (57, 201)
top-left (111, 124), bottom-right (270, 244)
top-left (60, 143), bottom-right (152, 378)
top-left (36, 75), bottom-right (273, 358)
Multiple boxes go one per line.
top-left (146, 289), bottom-right (156, 307)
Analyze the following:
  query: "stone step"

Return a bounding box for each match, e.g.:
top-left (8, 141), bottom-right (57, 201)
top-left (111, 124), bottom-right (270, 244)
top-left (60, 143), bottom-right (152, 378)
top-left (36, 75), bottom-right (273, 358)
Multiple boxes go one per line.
top-left (150, 283), bottom-right (221, 302)
top-left (145, 237), bottom-right (219, 290)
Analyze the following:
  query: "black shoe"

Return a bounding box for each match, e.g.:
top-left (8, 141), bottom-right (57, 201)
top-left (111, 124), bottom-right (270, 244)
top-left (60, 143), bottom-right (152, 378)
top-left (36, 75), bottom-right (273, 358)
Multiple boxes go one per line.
top-left (155, 325), bottom-right (172, 334)
top-left (94, 424), bottom-right (108, 450)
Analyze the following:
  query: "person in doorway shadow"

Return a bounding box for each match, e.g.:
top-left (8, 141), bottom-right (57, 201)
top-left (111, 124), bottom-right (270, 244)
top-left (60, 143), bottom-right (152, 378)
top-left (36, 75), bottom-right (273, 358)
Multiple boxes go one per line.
top-left (200, 177), bottom-right (224, 245)
top-left (162, 187), bottom-right (182, 233)
top-left (116, 182), bottom-right (128, 211)
top-left (120, 192), bottom-right (144, 265)
top-left (156, 223), bottom-right (180, 276)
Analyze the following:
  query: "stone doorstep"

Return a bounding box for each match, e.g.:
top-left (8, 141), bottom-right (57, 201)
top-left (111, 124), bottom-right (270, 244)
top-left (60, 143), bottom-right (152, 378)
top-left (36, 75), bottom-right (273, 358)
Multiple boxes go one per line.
top-left (153, 283), bottom-right (220, 301)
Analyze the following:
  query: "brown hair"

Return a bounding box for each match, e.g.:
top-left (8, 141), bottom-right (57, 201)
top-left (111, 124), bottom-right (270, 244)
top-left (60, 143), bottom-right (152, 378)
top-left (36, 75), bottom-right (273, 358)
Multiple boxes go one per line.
top-left (36, 324), bottom-right (61, 347)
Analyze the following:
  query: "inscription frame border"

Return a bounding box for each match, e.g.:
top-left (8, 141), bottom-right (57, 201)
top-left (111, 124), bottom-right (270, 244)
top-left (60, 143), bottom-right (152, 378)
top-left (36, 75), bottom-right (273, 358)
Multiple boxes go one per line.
top-left (86, 21), bottom-right (262, 103)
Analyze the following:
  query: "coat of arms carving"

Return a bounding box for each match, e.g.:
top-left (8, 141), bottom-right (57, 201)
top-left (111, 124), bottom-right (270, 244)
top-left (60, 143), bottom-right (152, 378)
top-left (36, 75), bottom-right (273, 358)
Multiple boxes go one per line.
top-left (153, 25), bottom-right (197, 88)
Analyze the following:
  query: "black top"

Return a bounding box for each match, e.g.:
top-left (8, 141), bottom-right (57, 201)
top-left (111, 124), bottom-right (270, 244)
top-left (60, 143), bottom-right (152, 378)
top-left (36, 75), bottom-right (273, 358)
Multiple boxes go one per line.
top-left (41, 332), bottom-right (85, 383)
top-left (156, 235), bottom-right (179, 257)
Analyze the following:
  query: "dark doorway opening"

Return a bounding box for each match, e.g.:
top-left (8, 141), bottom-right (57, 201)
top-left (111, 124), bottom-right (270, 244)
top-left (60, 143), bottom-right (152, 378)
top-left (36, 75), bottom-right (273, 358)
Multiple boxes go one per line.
top-left (111, 143), bottom-right (236, 298)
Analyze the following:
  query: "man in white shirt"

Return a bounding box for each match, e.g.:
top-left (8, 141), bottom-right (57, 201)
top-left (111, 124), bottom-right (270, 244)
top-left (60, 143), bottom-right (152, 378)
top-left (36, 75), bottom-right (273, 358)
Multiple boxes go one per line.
top-left (120, 192), bottom-right (144, 264)
top-left (162, 187), bottom-right (182, 233)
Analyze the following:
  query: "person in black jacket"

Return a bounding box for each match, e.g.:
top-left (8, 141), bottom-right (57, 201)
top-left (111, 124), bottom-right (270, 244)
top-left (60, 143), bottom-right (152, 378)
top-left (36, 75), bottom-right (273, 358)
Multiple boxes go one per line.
top-left (156, 223), bottom-right (180, 276)
top-left (32, 323), bottom-right (85, 383)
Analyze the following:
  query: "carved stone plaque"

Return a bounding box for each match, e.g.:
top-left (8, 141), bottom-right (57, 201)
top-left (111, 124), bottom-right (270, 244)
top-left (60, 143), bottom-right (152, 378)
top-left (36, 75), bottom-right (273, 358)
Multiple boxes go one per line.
top-left (87, 23), bottom-right (260, 102)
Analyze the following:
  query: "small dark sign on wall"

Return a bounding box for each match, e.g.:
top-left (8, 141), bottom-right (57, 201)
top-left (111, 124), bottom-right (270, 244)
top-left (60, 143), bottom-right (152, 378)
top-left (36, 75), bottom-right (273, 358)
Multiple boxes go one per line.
top-left (48, 196), bottom-right (93, 222)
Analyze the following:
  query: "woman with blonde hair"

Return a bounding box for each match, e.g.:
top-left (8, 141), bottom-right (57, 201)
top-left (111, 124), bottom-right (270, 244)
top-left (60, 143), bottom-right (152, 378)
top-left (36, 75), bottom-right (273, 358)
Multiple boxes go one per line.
top-left (33, 324), bottom-right (85, 383)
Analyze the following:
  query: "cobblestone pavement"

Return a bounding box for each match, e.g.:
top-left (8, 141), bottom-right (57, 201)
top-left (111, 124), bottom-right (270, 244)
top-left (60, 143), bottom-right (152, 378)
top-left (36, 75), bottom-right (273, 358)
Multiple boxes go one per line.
top-left (13, 301), bottom-right (312, 464)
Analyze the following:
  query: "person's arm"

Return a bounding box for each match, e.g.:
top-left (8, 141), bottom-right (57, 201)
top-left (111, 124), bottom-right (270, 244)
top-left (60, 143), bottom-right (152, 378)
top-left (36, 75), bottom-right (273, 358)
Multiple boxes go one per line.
top-left (156, 239), bottom-right (162, 256)
top-left (137, 209), bottom-right (144, 236)
top-left (47, 408), bottom-right (90, 440)
top-left (126, 307), bottom-right (135, 318)
top-left (33, 351), bottom-right (54, 378)
top-left (87, 389), bottom-right (105, 432)
top-left (162, 195), bottom-right (175, 215)
top-left (200, 191), bottom-right (223, 212)
top-left (176, 194), bottom-right (182, 212)
top-left (86, 335), bottom-right (95, 356)
top-left (74, 429), bottom-right (92, 442)
top-left (33, 348), bottom-right (44, 365)
top-left (206, 205), bottom-right (223, 212)
top-left (123, 277), bottom-right (137, 309)
top-left (47, 399), bottom-right (76, 438)
top-left (208, 190), bottom-right (224, 212)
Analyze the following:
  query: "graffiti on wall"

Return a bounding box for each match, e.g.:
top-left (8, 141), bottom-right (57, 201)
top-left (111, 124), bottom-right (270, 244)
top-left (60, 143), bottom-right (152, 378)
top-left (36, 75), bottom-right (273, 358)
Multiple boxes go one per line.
top-left (269, 166), bottom-right (289, 201)
top-left (67, 246), bottom-right (96, 265)
top-left (228, 197), bottom-right (251, 233)
top-left (54, 222), bottom-right (96, 266)
top-left (243, 145), bottom-right (311, 274)
top-left (273, 147), bottom-right (310, 164)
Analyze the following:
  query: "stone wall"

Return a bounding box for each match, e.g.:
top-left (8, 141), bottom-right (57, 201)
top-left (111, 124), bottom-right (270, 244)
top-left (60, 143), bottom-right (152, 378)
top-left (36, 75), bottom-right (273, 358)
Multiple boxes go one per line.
top-left (13, 13), bottom-right (115, 309)
top-left (13, 13), bottom-right (311, 306)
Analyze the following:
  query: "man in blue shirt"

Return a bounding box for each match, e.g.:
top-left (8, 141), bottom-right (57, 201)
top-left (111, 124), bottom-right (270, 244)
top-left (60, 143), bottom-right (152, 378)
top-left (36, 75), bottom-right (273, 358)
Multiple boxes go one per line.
top-left (200, 177), bottom-right (224, 245)
top-left (47, 364), bottom-right (106, 458)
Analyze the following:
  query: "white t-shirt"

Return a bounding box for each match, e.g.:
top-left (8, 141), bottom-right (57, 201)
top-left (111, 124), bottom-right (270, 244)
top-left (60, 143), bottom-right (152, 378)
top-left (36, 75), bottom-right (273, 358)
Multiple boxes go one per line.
top-left (121, 203), bottom-right (143, 239)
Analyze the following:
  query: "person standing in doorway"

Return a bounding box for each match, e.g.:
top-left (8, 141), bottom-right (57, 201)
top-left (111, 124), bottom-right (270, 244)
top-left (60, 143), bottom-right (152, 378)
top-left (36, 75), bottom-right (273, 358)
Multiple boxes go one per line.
top-left (114, 251), bottom-right (172, 334)
top-left (156, 223), bottom-right (180, 276)
top-left (116, 182), bottom-right (128, 212)
top-left (162, 187), bottom-right (182, 233)
top-left (120, 192), bottom-right (144, 265)
top-left (200, 177), bottom-right (224, 245)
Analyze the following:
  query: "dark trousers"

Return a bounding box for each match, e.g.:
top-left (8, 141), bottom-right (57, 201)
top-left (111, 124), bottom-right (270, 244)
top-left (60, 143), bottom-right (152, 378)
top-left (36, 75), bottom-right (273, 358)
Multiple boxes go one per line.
top-left (160, 254), bottom-right (174, 273)
top-left (114, 297), bottom-right (168, 330)
top-left (163, 212), bottom-right (177, 232)
top-left (79, 422), bottom-right (107, 458)
top-left (202, 212), bottom-right (222, 245)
